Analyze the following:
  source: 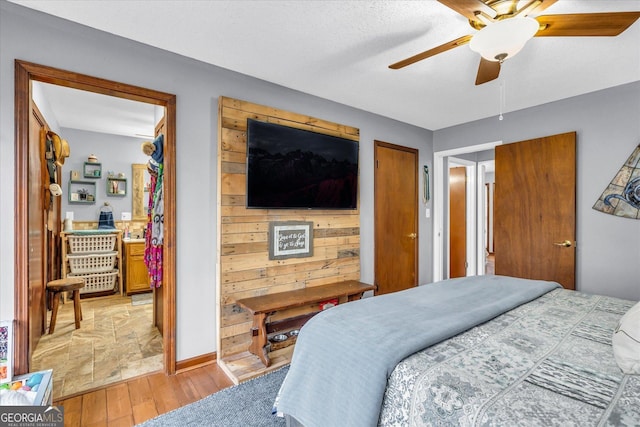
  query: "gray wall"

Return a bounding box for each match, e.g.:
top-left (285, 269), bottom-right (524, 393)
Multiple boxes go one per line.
top-left (0, 1), bottom-right (433, 360)
top-left (59, 128), bottom-right (149, 222)
top-left (435, 81), bottom-right (640, 301)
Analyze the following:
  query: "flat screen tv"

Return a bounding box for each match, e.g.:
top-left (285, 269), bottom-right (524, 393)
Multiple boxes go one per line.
top-left (246, 118), bottom-right (358, 209)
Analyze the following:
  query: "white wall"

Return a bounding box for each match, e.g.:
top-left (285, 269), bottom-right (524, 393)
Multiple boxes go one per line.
top-left (434, 82), bottom-right (640, 301)
top-left (0, 1), bottom-right (433, 360)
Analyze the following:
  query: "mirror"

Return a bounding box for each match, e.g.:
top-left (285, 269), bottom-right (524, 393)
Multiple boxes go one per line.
top-left (132, 163), bottom-right (149, 220)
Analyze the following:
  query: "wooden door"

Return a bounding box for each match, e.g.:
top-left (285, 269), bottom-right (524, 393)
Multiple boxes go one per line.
top-left (449, 166), bottom-right (467, 278)
top-left (494, 132), bottom-right (576, 289)
top-left (374, 141), bottom-right (419, 295)
top-left (29, 103), bottom-right (63, 345)
top-left (28, 104), bottom-right (47, 347)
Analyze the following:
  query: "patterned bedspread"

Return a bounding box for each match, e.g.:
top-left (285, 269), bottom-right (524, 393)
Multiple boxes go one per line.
top-left (379, 288), bottom-right (639, 426)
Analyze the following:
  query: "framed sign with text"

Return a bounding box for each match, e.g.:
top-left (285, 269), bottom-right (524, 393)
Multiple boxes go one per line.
top-left (269, 221), bottom-right (314, 260)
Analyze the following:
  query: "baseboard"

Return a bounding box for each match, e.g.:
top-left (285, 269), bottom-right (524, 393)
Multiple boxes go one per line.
top-left (176, 352), bottom-right (217, 372)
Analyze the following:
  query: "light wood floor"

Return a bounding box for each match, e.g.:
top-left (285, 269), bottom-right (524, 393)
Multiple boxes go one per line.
top-left (54, 361), bottom-right (234, 427)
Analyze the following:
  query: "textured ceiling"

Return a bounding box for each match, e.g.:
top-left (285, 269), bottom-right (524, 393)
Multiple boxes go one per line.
top-left (11, 0), bottom-right (640, 132)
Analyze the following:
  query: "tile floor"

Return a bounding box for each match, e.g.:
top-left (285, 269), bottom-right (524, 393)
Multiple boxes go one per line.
top-left (31, 293), bottom-right (162, 400)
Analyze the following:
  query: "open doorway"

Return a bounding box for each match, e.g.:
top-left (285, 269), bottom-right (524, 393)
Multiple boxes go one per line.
top-left (27, 81), bottom-right (163, 398)
top-left (433, 141), bottom-right (501, 282)
top-left (14, 60), bottom-right (177, 396)
top-left (448, 158), bottom-right (476, 279)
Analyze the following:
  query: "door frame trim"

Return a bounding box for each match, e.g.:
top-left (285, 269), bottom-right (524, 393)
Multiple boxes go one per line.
top-left (477, 160), bottom-right (495, 272)
top-left (14, 60), bottom-right (177, 375)
top-left (433, 141), bottom-right (501, 282)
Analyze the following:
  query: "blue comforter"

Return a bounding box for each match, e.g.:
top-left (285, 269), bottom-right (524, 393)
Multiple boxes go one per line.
top-left (275, 275), bottom-right (560, 427)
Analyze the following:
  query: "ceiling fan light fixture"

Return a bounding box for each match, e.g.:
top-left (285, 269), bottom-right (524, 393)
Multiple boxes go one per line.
top-left (469, 17), bottom-right (539, 62)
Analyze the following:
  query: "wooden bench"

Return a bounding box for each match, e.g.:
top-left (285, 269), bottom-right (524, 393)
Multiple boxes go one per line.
top-left (236, 280), bottom-right (375, 367)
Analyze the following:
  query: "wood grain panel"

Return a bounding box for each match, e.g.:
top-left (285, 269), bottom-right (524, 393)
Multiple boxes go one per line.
top-left (494, 132), bottom-right (576, 288)
top-left (217, 97), bottom-right (360, 379)
top-left (221, 162), bottom-right (246, 174)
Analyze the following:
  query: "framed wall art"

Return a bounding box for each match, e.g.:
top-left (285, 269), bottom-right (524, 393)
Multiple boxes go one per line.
top-left (269, 221), bottom-right (314, 260)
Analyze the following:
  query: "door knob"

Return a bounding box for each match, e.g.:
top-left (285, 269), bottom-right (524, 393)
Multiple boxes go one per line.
top-left (553, 240), bottom-right (573, 247)
top-left (407, 233), bottom-right (417, 239)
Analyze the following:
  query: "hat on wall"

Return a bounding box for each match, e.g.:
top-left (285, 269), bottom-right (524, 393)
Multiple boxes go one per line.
top-left (48, 131), bottom-right (70, 167)
top-left (141, 134), bottom-right (164, 164)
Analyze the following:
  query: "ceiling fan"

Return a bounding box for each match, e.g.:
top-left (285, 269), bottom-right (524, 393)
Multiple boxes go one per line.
top-left (389, 0), bottom-right (640, 85)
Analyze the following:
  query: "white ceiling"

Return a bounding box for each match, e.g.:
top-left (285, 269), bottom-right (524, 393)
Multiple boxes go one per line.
top-left (34, 82), bottom-right (158, 138)
top-left (13, 0), bottom-right (640, 133)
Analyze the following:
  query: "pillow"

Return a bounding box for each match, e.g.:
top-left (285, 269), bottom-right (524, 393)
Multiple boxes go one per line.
top-left (612, 301), bottom-right (640, 374)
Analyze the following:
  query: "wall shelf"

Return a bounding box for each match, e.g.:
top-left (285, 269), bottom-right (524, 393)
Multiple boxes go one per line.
top-left (106, 177), bottom-right (127, 197)
top-left (83, 162), bottom-right (102, 179)
top-left (68, 180), bottom-right (96, 204)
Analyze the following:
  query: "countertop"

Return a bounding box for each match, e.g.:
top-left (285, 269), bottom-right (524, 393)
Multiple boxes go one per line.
top-left (122, 238), bottom-right (145, 244)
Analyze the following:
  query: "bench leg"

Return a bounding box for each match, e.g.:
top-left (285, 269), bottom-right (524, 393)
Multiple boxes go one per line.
top-left (249, 312), bottom-right (270, 367)
top-left (73, 290), bottom-right (82, 329)
top-left (49, 292), bottom-right (59, 334)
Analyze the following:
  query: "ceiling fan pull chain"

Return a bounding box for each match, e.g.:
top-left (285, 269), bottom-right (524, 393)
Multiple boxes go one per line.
top-left (499, 81), bottom-right (505, 121)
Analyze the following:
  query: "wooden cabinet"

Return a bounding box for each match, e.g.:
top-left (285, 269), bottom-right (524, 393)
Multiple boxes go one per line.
top-left (123, 241), bottom-right (150, 295)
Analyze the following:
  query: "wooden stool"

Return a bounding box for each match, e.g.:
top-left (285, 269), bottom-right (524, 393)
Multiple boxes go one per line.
top-left (47, 277), bottom-right (85, 334)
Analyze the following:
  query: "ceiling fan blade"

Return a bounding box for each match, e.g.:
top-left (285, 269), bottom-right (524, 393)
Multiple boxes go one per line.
top-left (437, 0), bottom-right (497, 21)
top-left (514, 0), bottom-right (558, 17)
top-left (389, 35), bottom-right (472, 70)
top-left (475, 58), bottom-right (501, 85)
top-left (535, 12), bottom-right (640, 37)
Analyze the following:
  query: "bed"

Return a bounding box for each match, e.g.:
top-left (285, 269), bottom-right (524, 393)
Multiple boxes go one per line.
top-left (274, 275), bottom-right (640, 426)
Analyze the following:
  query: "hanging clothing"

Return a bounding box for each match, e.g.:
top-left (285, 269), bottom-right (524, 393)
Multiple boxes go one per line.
top-left (144, 162), bottom-right (164, 288)
top-left (151, 163), bottom-right (164, 245)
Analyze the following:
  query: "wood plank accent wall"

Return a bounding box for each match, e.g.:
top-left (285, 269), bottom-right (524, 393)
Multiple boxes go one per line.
top-left (217, 97), bottom-right (361, 361)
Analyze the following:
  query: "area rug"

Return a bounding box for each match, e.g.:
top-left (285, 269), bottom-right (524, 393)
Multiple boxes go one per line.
top-left (131, 293), bottom-right (153, 306)
top-left (137, 366), bottom-right (288, 426)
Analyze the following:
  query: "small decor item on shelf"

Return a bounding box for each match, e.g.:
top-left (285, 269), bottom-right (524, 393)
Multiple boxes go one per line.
top-left (77, 188), bottom-right (88, 201)
top-left (87, 154), bottom-right (98, 163)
